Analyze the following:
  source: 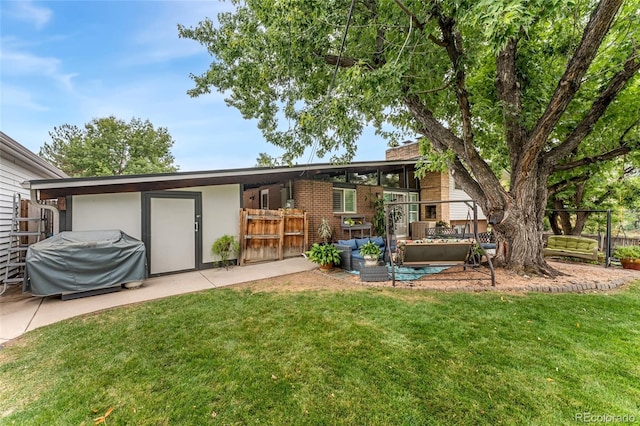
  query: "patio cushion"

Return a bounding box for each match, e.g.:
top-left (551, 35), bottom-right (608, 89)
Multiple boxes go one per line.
top-left (371, 236), bottom-right (385, 247)
top-left (338, 239), bottom-right (358, 250)
top-left (355, 238), bottom-right (371, 248)
top-left (544, 235), bottom-right (598, 261)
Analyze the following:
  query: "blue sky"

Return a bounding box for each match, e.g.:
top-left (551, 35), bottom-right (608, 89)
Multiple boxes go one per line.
top-left (1, 0), bottom-right (389, 171)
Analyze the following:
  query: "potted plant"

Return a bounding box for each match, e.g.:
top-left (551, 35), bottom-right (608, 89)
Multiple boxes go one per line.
top-left (211, 234), bottom-right (240, 269)
top-left (306, 243), bottom-right (342, 270)
top-left (359, 241), bottom-right (382, 266)
top-left (318, 218), bottom-right (333, 244)
top-left (613, 246), bottom-right (640, 271)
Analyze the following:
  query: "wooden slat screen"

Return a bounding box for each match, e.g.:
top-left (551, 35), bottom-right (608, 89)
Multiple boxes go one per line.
top-left (239, 208), bottom-right (308, 265)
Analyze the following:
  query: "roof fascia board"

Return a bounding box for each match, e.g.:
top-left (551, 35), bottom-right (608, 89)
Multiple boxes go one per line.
top-left (0, 131), bottom-right (68, 179)
top-left (27, 160), bottom-right (417, 190)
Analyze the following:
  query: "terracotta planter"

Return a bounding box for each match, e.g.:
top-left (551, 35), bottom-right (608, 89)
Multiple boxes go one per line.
top-left (319, 263), bottom-right (334, 271)
top-left (620, 259), bottom-right (640, 271)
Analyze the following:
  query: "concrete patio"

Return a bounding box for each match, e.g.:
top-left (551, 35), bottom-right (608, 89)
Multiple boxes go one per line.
top-left (0, 257), bottom-right (317, 346)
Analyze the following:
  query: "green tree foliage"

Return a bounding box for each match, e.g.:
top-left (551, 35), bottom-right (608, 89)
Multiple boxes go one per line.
top-left (179, 1), bottom-right (639, 275)
top-left (40, 116), bottom-right (178, 177)
top-left (255, 152), bottom-right (284, 167)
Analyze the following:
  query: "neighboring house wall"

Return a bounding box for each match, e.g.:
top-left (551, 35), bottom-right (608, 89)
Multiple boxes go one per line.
top-left (243, 183), bottom-right (284, 210)
top-left (1, 132), bottom-right (66, 280)
top-left (449, 175), bottom-right (488, 232)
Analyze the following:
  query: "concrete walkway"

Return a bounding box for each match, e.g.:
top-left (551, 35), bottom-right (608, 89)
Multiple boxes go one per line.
top-left (0, 257), bottom-right (317, 345)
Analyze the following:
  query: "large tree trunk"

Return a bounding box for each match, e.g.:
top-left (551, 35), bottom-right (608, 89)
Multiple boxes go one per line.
top-left (486, 167), bottom-right (559, 277)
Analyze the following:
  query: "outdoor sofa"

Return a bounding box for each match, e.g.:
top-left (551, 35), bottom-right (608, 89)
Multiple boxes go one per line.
top-left (543, 235), bottom-right (599, 261)
top-left (334, 236), bottom-right (387, 271)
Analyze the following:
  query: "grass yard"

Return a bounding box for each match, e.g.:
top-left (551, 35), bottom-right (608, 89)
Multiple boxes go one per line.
top-left (1, 280), bottom-right (639, 425)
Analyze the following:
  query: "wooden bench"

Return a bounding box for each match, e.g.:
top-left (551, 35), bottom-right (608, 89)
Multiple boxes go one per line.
top-left (340, 214), bottom-right (372, 239)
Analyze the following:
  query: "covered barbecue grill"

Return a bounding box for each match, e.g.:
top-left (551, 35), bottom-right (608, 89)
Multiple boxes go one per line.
top-left (24, 230), bottom-right (147, 297)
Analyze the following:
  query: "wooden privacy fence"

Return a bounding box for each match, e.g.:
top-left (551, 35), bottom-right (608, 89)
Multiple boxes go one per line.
top-left (239, 208), bottom-right (308, 265)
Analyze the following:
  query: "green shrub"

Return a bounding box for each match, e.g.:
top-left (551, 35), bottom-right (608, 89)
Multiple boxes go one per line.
top-left (306, 243), bottom-right (341, 267)
top-left (211, 234), bottom-right (240, 268)
top-left (613, 245), bottom-right (640, 260)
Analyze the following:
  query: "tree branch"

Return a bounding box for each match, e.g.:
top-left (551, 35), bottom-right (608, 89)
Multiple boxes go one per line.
top-left (517, 0), bottom-right (623, 177)
top-left (365, 0), bottom-right (386, 67)
top-left (431, 8), bottom-right (479, 170)
top-left (495, 38), bottom-right (527, 173)
top-left (545, 49), bottom-right (640, 165)
top-left (323, 54), bottom-right (374, 70)
top-left (547, 173), bottom-right (591, 195)
top-left (552, 145), bottom-right (633, 172)
top-left (403, 93), bottom-right (505, 208)
top-left (393, 0), bottom-right (424, 31)
top-left (393, 0), bottom-right (446, 46)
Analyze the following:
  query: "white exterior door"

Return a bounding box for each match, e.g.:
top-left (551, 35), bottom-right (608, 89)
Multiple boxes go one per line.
top-left (384, 192), bottom-right (408, 237)
top-left (143, 192), bottom-right (202, 275)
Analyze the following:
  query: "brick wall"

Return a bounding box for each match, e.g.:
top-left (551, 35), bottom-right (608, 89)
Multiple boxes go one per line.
top-left (385, 141), bottom-right (453, 223)
top-left (293, 179), bottom-right (384, 244)
top-left (385, 142), bottom-right (420, 160)
top-left (294, 180), bottom-right (334, 244)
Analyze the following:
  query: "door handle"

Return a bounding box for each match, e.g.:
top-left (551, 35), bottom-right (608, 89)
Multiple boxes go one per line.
top-left (195, 221), bottom-right (199, 232)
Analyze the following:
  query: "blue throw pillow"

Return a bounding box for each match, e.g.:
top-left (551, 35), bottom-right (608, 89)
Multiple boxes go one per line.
top-left (355, 238), bottom-right (370, 248)
top-left (338, 239), bottom-right (358, 250)
top-left (371, 236), bottom-right (385, 247)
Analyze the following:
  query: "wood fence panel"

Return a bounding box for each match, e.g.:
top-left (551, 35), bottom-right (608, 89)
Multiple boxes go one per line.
top-left (239, 208), bottom-right (308, 265)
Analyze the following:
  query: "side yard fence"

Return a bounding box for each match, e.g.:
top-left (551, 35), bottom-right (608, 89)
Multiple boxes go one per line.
top-left (239, 208), bottom-right (308, 265)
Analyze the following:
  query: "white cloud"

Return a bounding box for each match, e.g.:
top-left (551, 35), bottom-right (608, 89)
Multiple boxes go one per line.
top-left (4, 1), bottom-right (52, 30)
top-left (0, 84), bottom-right (49, 111)
top-left (0, 48), bottom-right (77, 90)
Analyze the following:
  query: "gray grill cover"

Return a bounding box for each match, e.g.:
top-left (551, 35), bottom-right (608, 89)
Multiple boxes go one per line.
top-left (25, 230), bottom-right (147, 296)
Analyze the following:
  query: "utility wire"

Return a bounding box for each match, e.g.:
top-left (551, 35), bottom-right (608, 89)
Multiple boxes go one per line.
top-left (305, 0), bottom-right (358, 167)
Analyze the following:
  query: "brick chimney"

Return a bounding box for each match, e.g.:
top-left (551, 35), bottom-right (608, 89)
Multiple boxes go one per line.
top-left (385, 141), bottom-right (420, 161)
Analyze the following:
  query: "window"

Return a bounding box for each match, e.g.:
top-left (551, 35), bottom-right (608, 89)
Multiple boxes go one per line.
top-left (454, 176), bottom-right (463, 190)
top-left (260, 189), bottom-right (269, 210)
top-left (380, 172), bottom-right (401, 188)
top-left (426, 205), bottom-right (437, 219)
top-left (383, 191), bottom-right (418, 237)
top-left (333, 188), bottom-right (356, 213)
top-left (348, 171), bottom-right (378, 186)
top-left (314, 171), bottom-right (346, 183)
top-left (409, 193), bottom-right (419, 223)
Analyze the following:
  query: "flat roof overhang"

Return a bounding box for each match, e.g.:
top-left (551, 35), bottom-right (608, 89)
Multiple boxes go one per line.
top-left (26, 160), bottom-right (418, 199)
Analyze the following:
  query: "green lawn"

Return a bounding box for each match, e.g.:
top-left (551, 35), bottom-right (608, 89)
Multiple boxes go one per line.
top-left (1, 281), bottom-right (639, 425)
